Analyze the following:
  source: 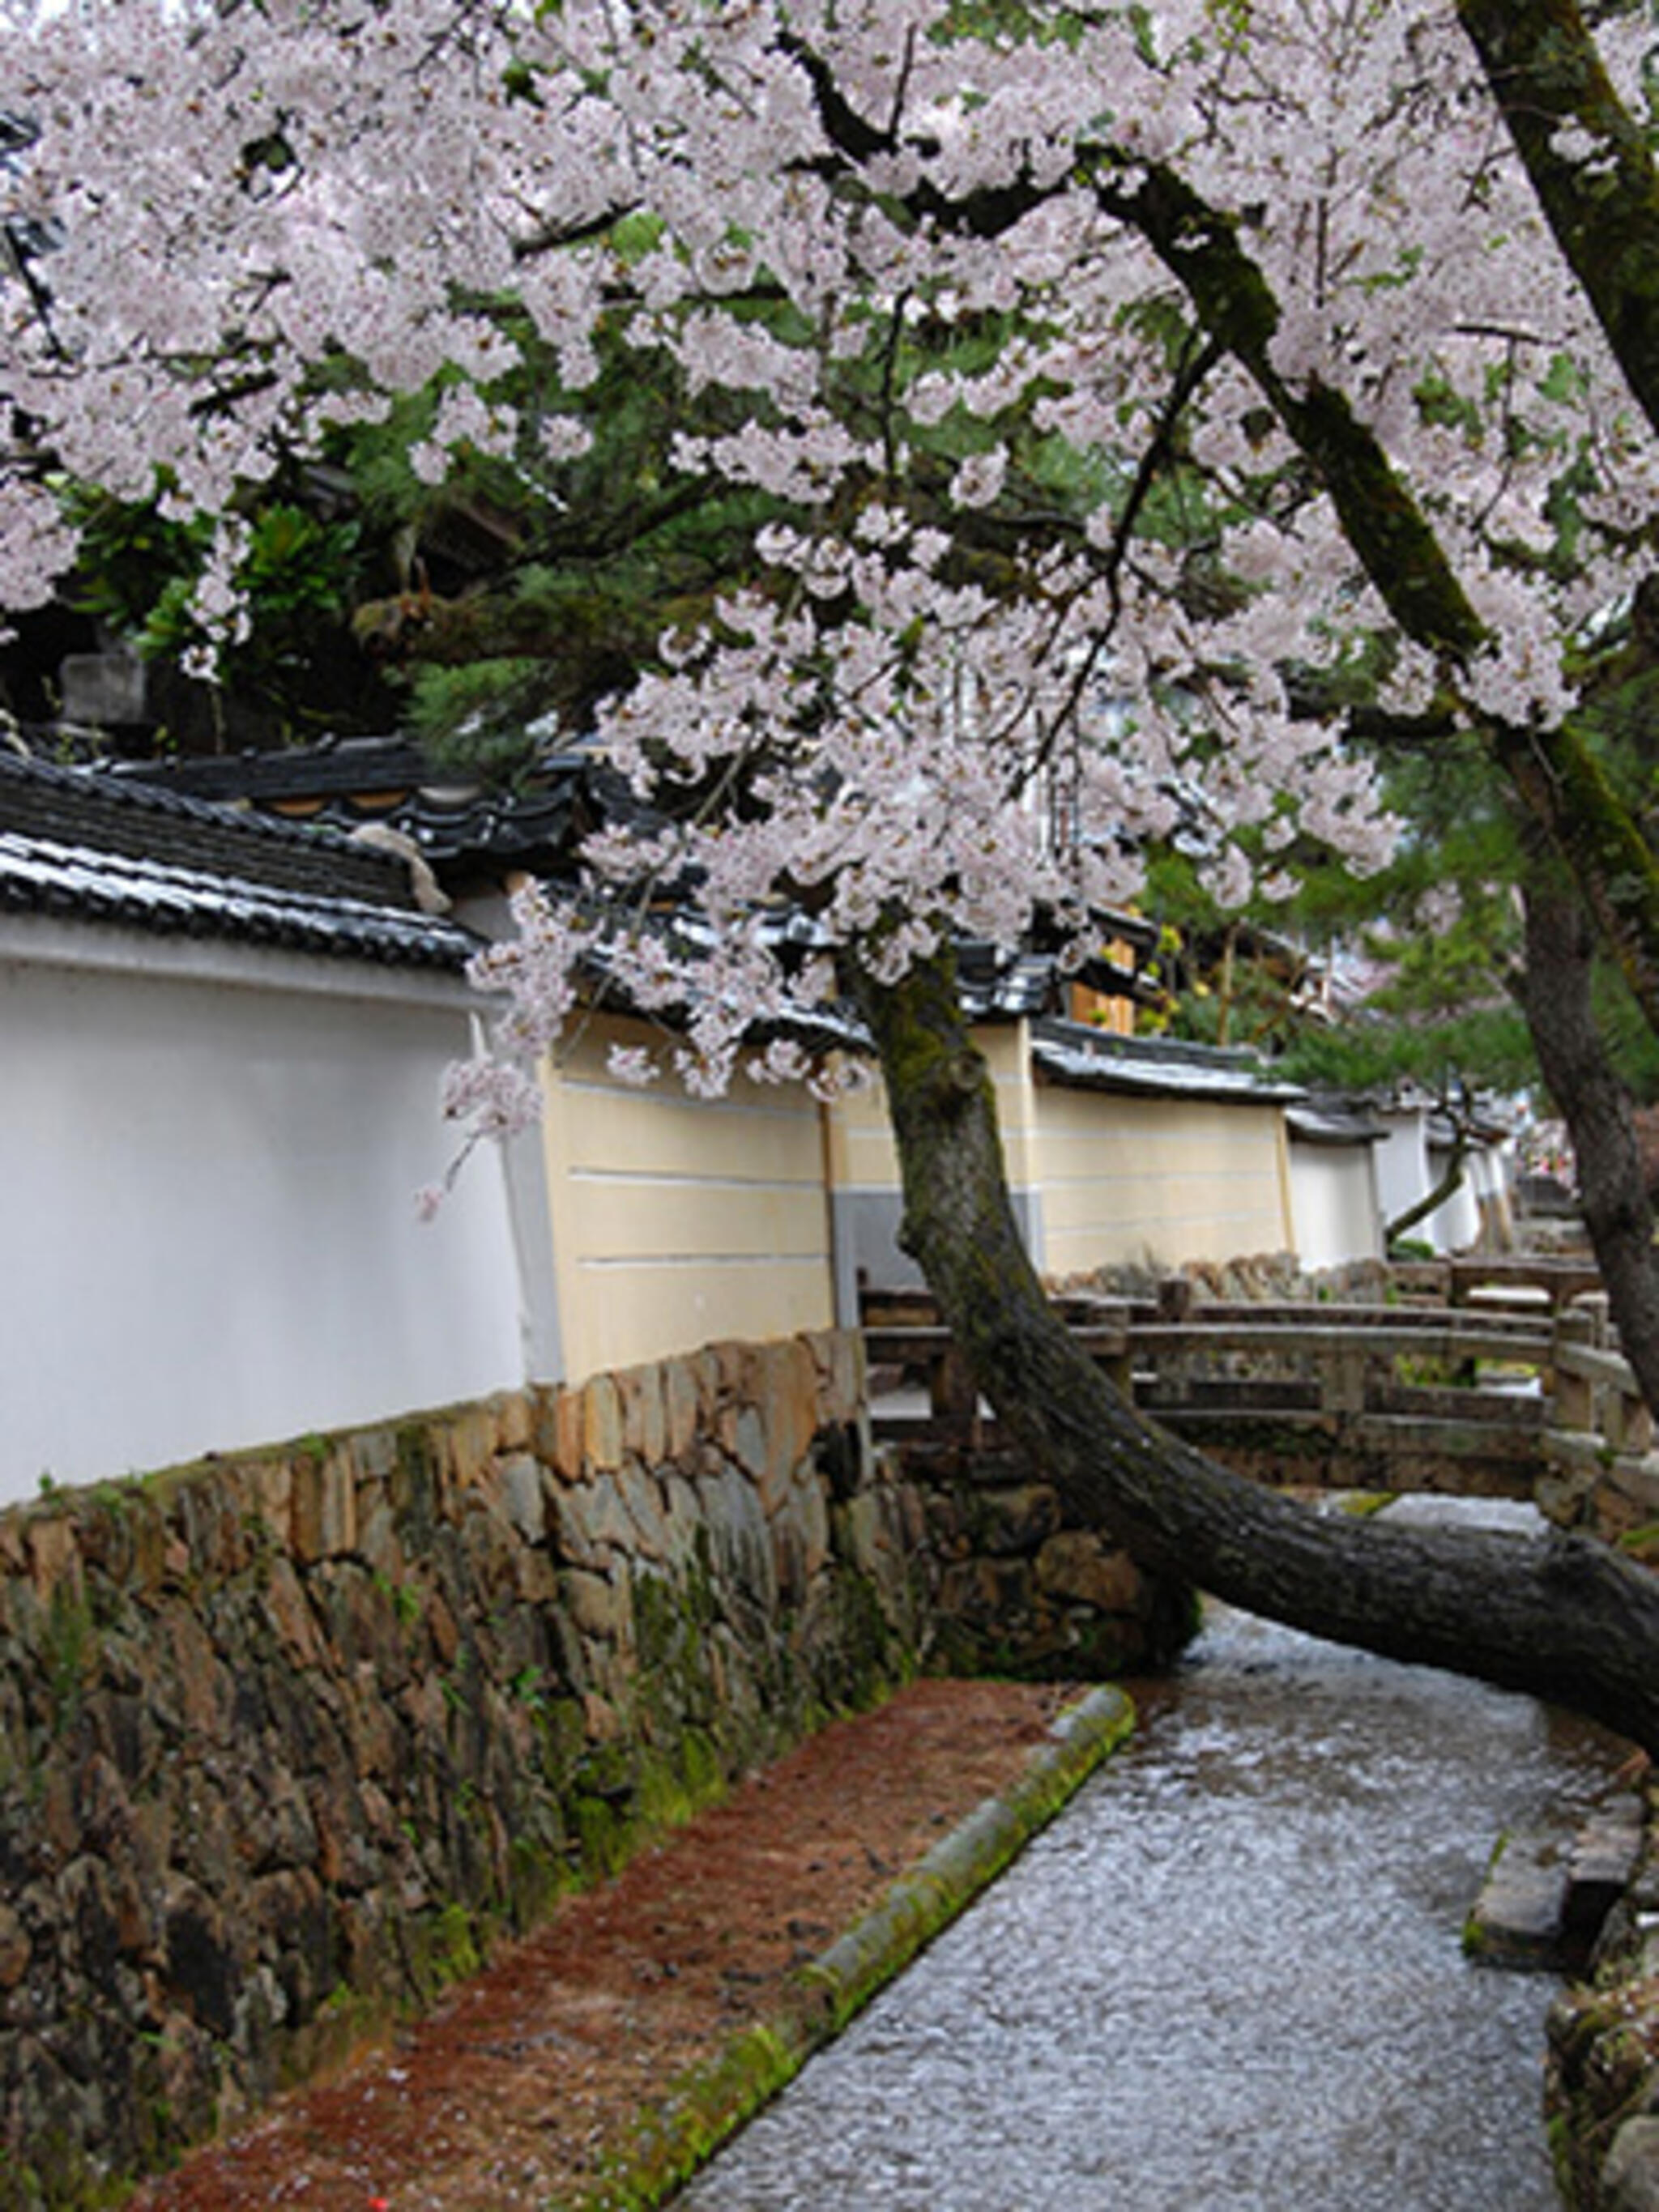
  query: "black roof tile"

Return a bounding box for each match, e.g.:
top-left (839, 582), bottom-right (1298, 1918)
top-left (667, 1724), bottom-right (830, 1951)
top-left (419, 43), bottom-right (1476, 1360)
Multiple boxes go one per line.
top-left (0, 752), bottom-right (478, 970)
top-left (114, 737), bottom-right (594, 872)
top-left (1030, 1016), bottom-right (1305, 1104)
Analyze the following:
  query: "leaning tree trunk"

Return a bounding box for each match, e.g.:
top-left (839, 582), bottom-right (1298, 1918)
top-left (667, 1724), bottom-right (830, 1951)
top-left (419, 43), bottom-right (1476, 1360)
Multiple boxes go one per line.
top-left (1514, 870), bottom-right (1659, 1422)
top-left (1384, 1127), bottom-right (1470, 1251)
top-left (851, 947), bottom-right (1659, 1755)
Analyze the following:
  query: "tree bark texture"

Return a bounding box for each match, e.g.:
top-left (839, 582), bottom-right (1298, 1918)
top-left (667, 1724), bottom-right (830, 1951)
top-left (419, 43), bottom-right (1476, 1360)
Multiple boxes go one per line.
top-left (853, 948), bottom-right (1659, 1755)
top-left (1515, 871), bottom-right (1659, 1418)
top-left (1456, 0), bottom-right (1659, 445)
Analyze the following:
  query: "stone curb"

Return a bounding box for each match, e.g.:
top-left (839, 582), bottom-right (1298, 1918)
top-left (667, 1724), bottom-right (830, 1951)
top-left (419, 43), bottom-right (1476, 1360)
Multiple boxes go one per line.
top-left (558, 1684), bottom-right (1137, 2212)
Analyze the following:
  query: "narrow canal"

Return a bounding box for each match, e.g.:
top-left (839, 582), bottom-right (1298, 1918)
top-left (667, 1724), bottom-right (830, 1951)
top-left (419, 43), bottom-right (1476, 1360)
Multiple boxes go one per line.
top-left (677, 1503), bottom-right (1627, 2212)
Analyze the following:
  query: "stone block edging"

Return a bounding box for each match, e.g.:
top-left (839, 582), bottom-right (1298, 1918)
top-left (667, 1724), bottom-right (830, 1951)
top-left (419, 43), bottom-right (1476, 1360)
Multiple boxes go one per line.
top-left (562, 1685), bottom-right (1135, 2212)
top-left (1546, 1771), bottom-right (1659, 2210)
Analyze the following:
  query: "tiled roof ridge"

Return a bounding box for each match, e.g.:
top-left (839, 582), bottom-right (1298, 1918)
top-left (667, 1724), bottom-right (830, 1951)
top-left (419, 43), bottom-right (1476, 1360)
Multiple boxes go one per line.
top-left (5, 821), bottom-right (450, 931)
top-left (1030, 1016), bottom-right (1307, 1103)
top-left (111, 732), bottom-right (437, 802)
top-left (0, 825), bottom-right (476, 970)
top-left (0, 747), bottom-right (480, 969)
top-left (105, 737), bottom-right (603, 874)
top-left (0, 748), bottom-right (415, 906)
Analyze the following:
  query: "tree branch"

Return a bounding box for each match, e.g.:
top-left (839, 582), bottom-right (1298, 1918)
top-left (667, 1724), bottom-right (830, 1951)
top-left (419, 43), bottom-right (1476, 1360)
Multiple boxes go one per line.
top-left (1456, 0), bottom-right (1659, 441)
top-left (1081, 154), bottom-right (1659, 1042)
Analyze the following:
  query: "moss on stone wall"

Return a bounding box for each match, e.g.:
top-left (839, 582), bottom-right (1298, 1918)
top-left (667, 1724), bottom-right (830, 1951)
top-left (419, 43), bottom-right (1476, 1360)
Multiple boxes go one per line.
top-left (0, 1322), bottom-right (1177, 2206)
top-left (1545, 1773), bottom-right (1659, 2209)
top-left (0, 1335), bottom-right (929, 2204)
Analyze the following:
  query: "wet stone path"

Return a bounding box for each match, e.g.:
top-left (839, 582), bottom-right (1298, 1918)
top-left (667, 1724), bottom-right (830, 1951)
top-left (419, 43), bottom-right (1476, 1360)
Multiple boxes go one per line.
top-left (678, 1508), bottom-right (1625, 2212)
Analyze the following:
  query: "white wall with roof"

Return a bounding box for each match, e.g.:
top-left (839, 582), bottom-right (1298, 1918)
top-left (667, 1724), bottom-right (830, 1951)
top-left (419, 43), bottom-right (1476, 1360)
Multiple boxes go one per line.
top-left (1288, 1140), bottom-right (1384, 1268)
top-left (0, 923), bottom-right (535, 1504)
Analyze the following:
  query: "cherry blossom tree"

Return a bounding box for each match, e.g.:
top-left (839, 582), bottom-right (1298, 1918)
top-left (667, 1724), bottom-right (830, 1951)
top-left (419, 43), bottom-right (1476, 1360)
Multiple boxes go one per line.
top-left (8, 0), bottom-right (1659, 1747)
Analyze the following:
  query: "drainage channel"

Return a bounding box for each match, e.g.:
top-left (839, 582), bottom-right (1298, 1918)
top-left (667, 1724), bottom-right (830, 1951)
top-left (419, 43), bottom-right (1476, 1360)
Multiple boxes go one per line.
top-left (675, 1502), bottom-right (1629, 2212)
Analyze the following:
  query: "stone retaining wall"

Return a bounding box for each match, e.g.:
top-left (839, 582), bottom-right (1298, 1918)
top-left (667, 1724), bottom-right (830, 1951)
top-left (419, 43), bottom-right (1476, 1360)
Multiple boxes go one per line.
top-left (901, 1439), bottom-right (1197, 1679)
top-left (0, 1329), bottom-right (1166, 2210)
top-left (1547, 1776), bottom-right (1659, 2210)
top-left (0, 1332), bottom-right (909, 2207)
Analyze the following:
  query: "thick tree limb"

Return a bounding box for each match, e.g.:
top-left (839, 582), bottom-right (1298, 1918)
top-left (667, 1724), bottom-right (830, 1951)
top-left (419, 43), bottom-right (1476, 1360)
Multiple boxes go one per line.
top-left (853, 944), bottom-right (1659, 1755)
top-left (1087, 158), bottom-right (1659, 1045)
top-left (1456, 0), bottom-right (1659, 442)
top-left (1489, 717), bottom-right (1659, 1042)
top-left (1384, 1132), bottom-right (1470, 1250)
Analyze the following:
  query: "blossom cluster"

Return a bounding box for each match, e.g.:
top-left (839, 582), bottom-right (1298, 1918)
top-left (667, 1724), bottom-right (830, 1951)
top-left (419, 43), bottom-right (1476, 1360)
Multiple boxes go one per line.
top-left (2, 0), bottom-right (1647, 1119)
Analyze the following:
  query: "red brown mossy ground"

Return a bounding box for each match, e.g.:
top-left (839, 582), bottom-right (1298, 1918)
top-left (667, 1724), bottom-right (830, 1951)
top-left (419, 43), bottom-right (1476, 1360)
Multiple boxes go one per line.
top-left (127, 1678), bottom-right (1079, 2212)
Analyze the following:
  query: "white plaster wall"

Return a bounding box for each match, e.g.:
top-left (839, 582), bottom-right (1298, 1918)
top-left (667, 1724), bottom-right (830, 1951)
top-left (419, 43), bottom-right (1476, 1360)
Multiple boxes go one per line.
top-left (0, 930), bottom-right (530, 1503)
top-left (1371, 1109), bottom-right (1483, 1254)
top-left (1372, 1112), bottom-right (1434, 1242)
top-left (1288, 1144), bottom-right (1383, 1269)
top-left (1425, 1136), bottom-right (1483, 1253)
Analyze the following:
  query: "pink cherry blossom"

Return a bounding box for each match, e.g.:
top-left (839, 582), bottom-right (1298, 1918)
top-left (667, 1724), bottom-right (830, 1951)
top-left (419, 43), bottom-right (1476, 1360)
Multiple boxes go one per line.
top-left (0, 0), bottom-right (1636, 1133)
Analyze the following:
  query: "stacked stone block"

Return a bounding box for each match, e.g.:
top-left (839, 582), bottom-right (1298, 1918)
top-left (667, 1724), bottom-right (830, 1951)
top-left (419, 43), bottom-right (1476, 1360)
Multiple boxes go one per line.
top-left (0, 1332), bottom-right (919, 2209)
top-left (0, 1323), bottom-right (1169, 2210)
top-left (1546, 1774), bottom-right (1659, 2210)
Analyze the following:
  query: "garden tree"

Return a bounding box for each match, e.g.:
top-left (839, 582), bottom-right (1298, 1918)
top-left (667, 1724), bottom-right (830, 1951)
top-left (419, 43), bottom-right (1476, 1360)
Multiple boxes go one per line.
top-left (9, 0), bottom-right (1659, 1750)
top-left (33, 336), bottom-right (804, 757)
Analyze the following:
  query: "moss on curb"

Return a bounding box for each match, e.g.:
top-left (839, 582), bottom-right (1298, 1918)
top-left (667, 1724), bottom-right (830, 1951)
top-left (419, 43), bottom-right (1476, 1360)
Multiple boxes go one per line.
top-left (557, 1685), bottom-right (1136, 2212)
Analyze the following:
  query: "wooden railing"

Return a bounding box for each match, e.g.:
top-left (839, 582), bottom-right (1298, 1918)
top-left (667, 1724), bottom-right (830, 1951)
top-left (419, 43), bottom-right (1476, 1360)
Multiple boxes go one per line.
top-left (1389, 1254), bottom-right (1604, 1311)
top-left (861, 1260), bottom-right (1652, 1503)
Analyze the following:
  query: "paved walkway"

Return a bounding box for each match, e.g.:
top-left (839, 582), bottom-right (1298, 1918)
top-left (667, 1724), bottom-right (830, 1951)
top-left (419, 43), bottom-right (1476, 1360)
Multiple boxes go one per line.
top-left (126, 1677), bottom-right (1129, 2212)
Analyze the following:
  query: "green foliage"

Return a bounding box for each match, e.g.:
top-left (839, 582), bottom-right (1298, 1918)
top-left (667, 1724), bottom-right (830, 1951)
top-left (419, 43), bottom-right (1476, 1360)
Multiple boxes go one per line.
top-left (405, 659), bottom-right (560, 781)
top-left (1277, 1004), bottom-right (1535, 1098)
top-left (61, 484), bottom-right (203, 636)
top-left (73, 492), bottom-right (363, 653)
top-left (60, 479), bottom-right (382, 739)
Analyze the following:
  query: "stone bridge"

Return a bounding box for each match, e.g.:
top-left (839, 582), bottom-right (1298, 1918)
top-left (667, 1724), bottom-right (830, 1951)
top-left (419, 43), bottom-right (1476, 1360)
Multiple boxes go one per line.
top-left (863, 1258), bottom-right (1659, 1546)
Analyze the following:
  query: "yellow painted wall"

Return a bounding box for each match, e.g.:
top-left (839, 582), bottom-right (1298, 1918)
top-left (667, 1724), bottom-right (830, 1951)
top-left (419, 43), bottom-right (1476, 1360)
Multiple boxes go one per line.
top-left (1065, 979), bottom-right (1136, 1035)
top-left (825, 1024), bottom-right (1042, 1194)
top-left (542, 1011), bottom-right (1292, 1375)
top-left (1033, 1082), bottom-right (1294, 1272)
top-left (539, 1016), bottom-right (835, 1382)
top-left (823, 1019), bottom-right (1294, 1280)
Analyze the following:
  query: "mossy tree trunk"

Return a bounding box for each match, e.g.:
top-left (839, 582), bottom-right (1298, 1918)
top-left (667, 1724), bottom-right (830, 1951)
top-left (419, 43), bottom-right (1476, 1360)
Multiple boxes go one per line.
top-left (852, 946), bottom-right (1659, 1756)
top-left (1456, 0), bottom-right (1659, 444)
top-left (1515, 871), bottom-right (1659, 1417)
